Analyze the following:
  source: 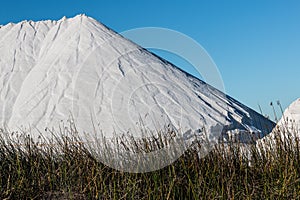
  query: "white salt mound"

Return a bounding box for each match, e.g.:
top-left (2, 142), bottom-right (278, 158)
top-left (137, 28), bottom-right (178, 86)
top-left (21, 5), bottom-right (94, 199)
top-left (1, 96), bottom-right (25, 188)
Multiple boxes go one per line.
top-left (0, 15), bottom-right (274, 143)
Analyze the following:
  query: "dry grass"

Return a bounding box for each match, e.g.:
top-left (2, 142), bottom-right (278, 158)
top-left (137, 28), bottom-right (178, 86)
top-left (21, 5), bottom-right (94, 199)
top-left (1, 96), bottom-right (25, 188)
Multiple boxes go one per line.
top-left (0, 124), bottom-right (299, 200)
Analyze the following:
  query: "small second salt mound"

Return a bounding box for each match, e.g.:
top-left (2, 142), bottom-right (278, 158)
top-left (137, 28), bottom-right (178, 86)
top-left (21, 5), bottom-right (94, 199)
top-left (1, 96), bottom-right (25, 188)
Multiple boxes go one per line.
top-left (279, 98), bottom-right (300, 133)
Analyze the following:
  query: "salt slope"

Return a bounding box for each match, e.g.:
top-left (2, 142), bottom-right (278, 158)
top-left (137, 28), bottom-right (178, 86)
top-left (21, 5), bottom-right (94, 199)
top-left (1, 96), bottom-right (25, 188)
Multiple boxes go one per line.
top-left (276, 98), bottom-right (300, 136)
top-left (257, 98), bottom-right (300, 150)
top-left (0, 15), bottom-right (275, 141)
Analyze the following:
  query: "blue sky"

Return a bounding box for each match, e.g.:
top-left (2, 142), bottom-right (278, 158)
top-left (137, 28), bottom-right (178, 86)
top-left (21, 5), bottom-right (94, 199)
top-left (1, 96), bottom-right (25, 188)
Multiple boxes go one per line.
top-left (0, 0), bottom-right (299, 120)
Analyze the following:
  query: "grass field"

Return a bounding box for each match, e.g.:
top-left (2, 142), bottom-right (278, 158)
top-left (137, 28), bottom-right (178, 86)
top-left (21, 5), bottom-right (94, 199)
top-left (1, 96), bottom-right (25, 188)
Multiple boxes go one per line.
top-left (0, 125), bottom-right (299, 200)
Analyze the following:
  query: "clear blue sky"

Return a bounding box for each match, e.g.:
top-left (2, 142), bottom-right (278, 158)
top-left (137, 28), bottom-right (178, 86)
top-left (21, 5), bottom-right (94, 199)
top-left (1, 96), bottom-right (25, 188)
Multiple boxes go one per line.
top-left (0, 0), bottom-right (299, 120)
